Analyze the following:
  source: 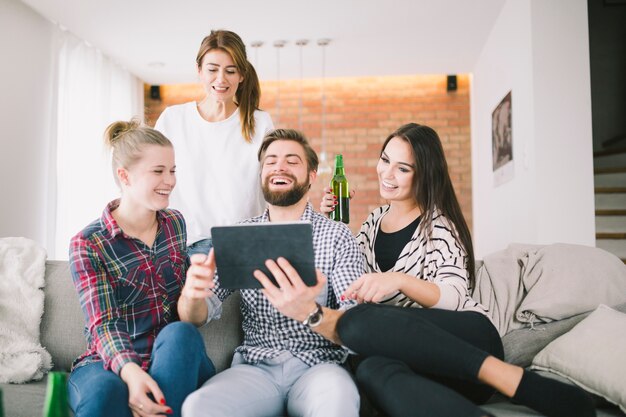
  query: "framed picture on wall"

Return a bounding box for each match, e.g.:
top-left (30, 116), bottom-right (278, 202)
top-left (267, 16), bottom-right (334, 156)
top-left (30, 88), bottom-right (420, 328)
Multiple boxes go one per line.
top-left (492, 91), bottom-right (514, 186)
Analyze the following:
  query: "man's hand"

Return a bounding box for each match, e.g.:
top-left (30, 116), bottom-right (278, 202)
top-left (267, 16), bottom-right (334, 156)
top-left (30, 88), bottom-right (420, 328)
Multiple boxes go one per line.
top-left (253, 257), bottom-right (326, 322)
top-left (120, 362), bottom-right (172, 416)
top-left (254, 257), bottom-right (347, 345)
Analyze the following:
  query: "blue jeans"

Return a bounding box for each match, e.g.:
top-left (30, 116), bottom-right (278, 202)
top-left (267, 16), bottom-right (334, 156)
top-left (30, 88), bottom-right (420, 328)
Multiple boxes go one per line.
top-left (187, 238), bottom-right (213, 258)
top-left (68, 322), bottom-right (215, 417)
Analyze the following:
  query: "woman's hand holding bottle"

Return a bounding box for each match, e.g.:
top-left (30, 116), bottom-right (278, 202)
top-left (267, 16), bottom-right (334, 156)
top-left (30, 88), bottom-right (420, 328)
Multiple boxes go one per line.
top-left (319, 186), bottom-right (356, 217)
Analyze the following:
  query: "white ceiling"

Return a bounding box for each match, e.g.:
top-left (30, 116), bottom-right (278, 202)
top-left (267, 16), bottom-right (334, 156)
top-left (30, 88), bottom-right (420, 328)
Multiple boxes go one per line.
top-left (20, 0), bottom-right (506, 85)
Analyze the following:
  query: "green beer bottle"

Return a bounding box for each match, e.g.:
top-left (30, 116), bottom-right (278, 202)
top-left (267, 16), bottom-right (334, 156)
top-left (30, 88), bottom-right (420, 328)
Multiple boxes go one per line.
top-left (0, 386), bottom-right (5, 417)
top-left (330, 154), bottom-right (350, 224)
top-left (42, 372), bottom-right (70, 417)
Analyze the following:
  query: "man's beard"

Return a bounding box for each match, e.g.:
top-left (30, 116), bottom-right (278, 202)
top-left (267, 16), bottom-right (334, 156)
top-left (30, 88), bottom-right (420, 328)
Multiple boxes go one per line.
top-left (262, 174), bottom-right (310, 207)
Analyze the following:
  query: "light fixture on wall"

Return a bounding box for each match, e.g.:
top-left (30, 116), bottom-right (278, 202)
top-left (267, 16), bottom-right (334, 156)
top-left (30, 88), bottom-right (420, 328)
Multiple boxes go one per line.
top-left (447, 74), bottom-right (458, 92)
top-left (317, 38), bottom-right (332, 176)
top-left (273, 40), bottom-right (287, 126)
top-left (295, 39), bottom-right (309, 130)
top-left (149, 85), bottom-right (161, 101)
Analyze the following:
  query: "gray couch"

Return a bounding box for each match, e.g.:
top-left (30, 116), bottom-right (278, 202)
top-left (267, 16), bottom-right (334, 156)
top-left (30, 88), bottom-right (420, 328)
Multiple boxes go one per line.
top-left (1, 261), bottom-right (624, 417)
top-left (1, 261), bottom-right (242, 417)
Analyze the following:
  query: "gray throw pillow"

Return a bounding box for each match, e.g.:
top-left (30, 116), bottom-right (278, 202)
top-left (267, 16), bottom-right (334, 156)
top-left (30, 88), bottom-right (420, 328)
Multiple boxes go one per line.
top-left (502, 301), bottom-right (626, 368)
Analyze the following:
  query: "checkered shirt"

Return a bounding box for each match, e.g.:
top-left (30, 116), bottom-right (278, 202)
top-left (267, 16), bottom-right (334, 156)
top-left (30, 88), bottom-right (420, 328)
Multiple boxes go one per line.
top-left (210, 202), bottom-right (364, 366)
top-left (69, 199), bottom-right (188, 375)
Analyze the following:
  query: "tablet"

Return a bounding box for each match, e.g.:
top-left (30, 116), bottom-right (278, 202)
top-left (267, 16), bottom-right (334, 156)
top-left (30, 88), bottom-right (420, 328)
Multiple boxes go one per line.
top-left (211, 222), bottom-right (317, 289)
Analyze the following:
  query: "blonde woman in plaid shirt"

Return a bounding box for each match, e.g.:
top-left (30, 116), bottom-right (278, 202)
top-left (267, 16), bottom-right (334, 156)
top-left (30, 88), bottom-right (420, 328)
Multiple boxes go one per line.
top-left (68, 120), bottom-right (214, 417)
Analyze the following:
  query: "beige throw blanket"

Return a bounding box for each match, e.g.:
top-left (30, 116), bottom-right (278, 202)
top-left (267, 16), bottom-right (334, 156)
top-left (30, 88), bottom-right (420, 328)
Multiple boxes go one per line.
top-left (0, 237), bottom-right (52, 383)
top-left (473, 243), bottom-right (626, 336)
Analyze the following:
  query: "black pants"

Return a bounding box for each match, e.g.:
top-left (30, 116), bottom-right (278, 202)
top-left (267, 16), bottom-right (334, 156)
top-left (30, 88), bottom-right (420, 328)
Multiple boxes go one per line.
top-left (337, 304), bottom-right (503, 417)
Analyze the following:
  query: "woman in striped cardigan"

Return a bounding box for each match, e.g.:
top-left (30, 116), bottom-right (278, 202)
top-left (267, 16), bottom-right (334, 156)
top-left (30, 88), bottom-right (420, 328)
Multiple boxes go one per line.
top-left (317, 123), bottom-right (594, 417)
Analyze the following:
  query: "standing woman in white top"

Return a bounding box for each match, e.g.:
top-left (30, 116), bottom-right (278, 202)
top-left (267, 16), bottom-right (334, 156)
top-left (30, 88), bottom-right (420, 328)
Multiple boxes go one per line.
top-left (155, 30), bottom-right (274, 256)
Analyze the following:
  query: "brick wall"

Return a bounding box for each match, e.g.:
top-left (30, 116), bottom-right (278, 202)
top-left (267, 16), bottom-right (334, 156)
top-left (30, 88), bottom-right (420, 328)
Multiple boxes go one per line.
top-left (144, 74), bottom-right (472, 234)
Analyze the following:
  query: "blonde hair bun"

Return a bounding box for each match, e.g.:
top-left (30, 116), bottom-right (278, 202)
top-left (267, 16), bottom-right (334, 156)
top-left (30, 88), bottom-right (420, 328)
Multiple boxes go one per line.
top-left (104, 118), bottom-right (142, 147)
top-left (103, 118), bottom-right (173, 187)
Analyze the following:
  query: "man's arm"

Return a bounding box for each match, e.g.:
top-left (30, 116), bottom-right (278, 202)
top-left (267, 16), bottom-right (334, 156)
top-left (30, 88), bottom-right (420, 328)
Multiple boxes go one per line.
top-left (308, 306), bottom-right (345, 345)
top-left (178, 250), bottom-right (220, 326)
top-left (254, 258), bottom-right (345, 345)
top-left (327, 225), bottom-right (366, 309)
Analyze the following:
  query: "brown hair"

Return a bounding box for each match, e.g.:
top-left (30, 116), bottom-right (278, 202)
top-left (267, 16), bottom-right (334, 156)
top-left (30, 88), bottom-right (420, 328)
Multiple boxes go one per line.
top-left (104, 119), bottom-right (172, 186)
top-left (257, 129), bottom-right (319, 173)
top-left (196, 30), bottom-right (261, 143)
top-left (382, 123), bottom-right (476, 286)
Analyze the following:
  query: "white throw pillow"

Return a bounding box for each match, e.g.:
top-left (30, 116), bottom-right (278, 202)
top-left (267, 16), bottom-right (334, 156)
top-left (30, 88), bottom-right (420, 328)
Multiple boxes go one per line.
top-left (531, 304), bottom-right (626, 413)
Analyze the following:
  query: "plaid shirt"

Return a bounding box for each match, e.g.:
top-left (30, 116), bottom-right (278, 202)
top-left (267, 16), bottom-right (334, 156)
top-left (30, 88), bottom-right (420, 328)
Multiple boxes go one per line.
top-left (210, 203), bottom-right (364, 366)
top-left (69, 200), bottom-right (188, 375)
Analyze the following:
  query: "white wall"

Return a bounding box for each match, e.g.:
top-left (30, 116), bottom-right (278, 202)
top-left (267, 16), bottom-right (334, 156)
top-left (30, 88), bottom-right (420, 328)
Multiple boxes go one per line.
top-left (0, 0), bottom-right (597, 259)
top-left (0, 0), bottom-right (54, 248)
top-left (471, 0), bottom-right (595, 258)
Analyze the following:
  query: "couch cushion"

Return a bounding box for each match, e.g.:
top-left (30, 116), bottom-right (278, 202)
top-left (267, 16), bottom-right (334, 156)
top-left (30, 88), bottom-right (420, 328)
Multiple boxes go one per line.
top-left (42, 260), bottom-right (245, 373)
top-left (0, 379), bottom-right (48, 417)
top-left (501, 312), bottom-right (589, 367)
top-left (531, 304), bottom-right (626, 414)
top-left (40, 261), bottom-right (86, 371)
top-left (517, 244), bottom-right (626, 323)
top-left (501, 301), bottom-right (626, 368)
top-left (484, 395), bottom-right (624, 417)
top-left (198, 292), bottom-right (243, 373)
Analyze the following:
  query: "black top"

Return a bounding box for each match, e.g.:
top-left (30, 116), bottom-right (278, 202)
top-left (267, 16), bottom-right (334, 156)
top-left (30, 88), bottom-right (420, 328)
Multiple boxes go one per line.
top-left (374, 215), bottom-right (421, 272)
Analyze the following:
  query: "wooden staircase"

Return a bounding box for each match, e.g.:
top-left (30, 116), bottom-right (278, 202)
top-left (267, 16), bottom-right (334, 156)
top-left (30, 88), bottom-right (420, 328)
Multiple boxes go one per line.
top-left (594, 146), bottom-right (626, 264)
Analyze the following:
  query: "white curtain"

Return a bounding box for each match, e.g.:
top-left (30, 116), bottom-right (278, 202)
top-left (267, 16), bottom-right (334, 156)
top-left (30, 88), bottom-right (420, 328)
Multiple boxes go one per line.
top-left (51, 29), bottom-right (144, 259)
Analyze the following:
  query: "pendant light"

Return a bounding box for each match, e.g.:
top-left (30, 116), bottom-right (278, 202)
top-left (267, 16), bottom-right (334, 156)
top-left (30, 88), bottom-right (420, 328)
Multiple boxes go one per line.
top-left (317, 38), bottom-right (332, 176)
top-left (295, 39), bottom-right (309, 131)
top-left (250, 41), bottom-right (263, 68)
top-left (273, 40), bottom-right (287, 126)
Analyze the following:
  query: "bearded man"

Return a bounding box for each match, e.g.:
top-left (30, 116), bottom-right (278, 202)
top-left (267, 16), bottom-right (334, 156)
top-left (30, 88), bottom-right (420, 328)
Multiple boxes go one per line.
top-left (179, 129), bottom-right (364, 417)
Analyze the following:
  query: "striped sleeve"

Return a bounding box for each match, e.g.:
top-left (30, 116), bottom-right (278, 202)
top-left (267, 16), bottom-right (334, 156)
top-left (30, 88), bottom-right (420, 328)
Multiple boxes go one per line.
top-left (428, 216), bottom-right (470, 311)
top-left (357, 206), bottom-right (387, 273)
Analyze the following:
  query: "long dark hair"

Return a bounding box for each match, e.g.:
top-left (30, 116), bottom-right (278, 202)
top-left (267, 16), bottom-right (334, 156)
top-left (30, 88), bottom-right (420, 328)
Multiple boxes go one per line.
top-left (382, 123), bottom-right (476, 285)
top-left (196, 30), bottom-right (261, 142)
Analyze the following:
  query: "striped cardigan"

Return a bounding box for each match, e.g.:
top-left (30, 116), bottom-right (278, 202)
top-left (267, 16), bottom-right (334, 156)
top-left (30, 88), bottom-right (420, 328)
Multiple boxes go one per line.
top-left (356, 205), bottom-right (488, 316)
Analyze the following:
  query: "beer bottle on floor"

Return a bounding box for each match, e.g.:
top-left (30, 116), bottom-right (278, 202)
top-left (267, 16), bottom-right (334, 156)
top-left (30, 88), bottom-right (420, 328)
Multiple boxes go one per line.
top-left (43, 372), bottom-right (70, 417)
top-left (0, 387), bottom-right (5, 417)
top-left (330, 154), bottom-right (350, 224)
